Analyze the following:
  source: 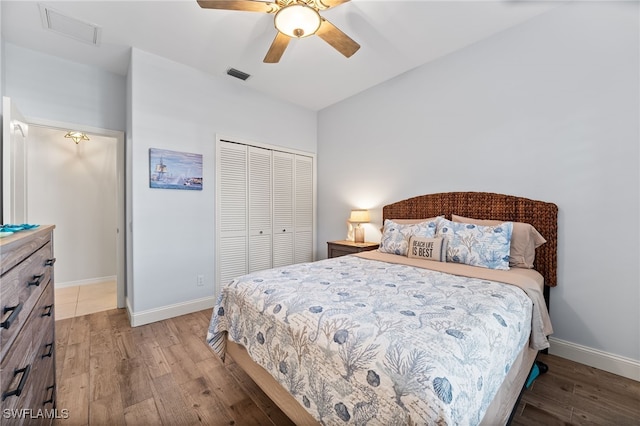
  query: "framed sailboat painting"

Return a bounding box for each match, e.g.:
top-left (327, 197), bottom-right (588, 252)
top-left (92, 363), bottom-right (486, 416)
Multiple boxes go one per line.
top-left (149, 148), bottom-right (203, 190)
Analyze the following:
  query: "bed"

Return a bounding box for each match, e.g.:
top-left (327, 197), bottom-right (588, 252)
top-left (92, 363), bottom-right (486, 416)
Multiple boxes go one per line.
top-left (207, 192), bottom-right (558, 425)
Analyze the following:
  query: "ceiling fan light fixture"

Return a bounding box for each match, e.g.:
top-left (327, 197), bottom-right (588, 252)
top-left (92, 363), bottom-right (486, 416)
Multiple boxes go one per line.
top-left (274, 4), bottom-right (321, 38)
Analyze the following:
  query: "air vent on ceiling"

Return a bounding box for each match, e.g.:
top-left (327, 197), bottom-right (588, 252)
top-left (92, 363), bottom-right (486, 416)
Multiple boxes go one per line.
top-left (39, 4), bottom-right (102, 46)
top-left (227, 68), bottom-right (251, 81)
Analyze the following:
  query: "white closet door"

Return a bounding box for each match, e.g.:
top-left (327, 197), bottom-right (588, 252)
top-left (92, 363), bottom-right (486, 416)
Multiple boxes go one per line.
top-left (248, 146), bottom-right (272, 272)
top-left (295, 155), bottom-right (314, 264)
top-left (272, 151), bottom-right (294, 267)
top-left (217, 141), bottom-right (248, 288)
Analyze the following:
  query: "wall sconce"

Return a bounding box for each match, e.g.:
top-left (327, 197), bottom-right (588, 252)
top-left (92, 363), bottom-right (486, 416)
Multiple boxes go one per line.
top-left (65, 131), bottom-right (89, 144)
top-left (348, 209), bottom-right (370, 243)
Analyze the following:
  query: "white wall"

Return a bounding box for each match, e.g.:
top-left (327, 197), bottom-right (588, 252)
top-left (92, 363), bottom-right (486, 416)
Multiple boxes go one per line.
top-left (127, 48), bottom-right (317, 319)
top-left (1, 10), bottom-right (4, 98)
top-left (1, 37), bottom-right (5, 101)
top-left (27, 126), bottom-right (117, 285)
top-left (4, 43), bottom-right (125, 131)
top-left (318, 1), bottom-right (639, 368)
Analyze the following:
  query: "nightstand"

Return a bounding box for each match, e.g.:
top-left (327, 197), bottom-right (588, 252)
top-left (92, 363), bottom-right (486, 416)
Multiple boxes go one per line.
top-left (327, 240), bottom-right (380, 258)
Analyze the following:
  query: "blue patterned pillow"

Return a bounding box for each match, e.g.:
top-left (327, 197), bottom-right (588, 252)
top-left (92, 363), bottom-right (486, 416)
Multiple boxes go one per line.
top-left (380, 219), bottom-right (439, 256)
top-left (436, 218), bottom-right (513, 270)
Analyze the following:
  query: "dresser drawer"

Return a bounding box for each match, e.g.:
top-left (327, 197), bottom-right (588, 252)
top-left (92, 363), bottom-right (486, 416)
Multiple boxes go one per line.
top-left (31, 283), bottom-right (55, 364)
top-left (29, 325), bottom-right (56, 415)
top-left (1, 242), bottom-right (53, 359)
top-left (1, 316), bottom-right (35, 413)
top-left (1, 285), bottom-right (55, 418)
top-left (0, 231), bottom-right (52, 276)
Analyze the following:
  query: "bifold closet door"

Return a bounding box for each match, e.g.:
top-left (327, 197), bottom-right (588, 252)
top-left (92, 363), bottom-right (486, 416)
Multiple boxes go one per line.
top-left (217, 141), bottom-right (248, 288)
top-left (272, 151), bottom-right (294, 268)
top-left (248, 146), bottom-right (272, 273)
top-left (217, 140), bottom-right (315, 291)
top-left (295, 155), bottom-right (313, 264)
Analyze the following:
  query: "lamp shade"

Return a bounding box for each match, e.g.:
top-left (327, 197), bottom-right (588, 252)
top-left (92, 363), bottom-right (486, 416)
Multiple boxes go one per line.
top-left (274, 4), bottom-right (321, 38)
top-left (348, 209), bottom-right (370, 224)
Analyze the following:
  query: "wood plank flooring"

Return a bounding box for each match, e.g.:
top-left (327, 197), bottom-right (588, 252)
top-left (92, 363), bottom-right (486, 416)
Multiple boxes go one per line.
top-left (512, 353), bottom-right (640, 425)
top-left (55, 308), bottom-right (640, 425)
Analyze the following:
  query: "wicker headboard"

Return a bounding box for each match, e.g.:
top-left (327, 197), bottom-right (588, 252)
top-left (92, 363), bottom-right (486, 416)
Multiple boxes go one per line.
top-left (382, 192), bottom-right (558, 288)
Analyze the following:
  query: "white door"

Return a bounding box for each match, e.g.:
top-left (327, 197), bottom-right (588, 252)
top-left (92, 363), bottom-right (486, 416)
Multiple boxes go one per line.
top-left (217, 141), bottom-right (248, 292)
top-left (2, 97), bottom-right (29, 224)
top-left (272, 151), bottom-right (295, 267)
top-left (248, 146), bottom-right (272, 273)
top-left (295, 155), bottom-right (314, 264)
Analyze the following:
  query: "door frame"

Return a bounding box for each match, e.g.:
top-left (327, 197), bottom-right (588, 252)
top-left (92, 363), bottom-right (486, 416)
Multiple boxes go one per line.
top-left (2, 97), bottom-right (29, 224)
top-left (22, 116), bottom-right (126, 309)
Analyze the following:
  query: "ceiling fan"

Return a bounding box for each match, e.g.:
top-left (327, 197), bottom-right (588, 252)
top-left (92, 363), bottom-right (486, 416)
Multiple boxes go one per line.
top-left (197, 0), bottom-right (360, 63)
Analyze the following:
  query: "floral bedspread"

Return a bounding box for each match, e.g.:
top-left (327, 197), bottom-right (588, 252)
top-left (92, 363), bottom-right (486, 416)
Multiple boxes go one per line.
top-left (206, 255), bottom-right (533, 425)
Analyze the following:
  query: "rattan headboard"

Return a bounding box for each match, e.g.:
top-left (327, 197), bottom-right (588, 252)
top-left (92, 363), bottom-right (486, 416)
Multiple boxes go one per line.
top-left (382, 192), bottom-right (558, 287)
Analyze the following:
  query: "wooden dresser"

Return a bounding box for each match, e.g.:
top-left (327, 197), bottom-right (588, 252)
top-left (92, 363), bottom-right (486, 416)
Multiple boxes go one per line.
top-left (1, 225), bottom-right (56, 424)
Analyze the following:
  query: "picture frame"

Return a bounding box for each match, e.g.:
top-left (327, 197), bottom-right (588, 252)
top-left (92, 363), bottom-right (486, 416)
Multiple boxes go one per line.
top-left (149, 148), bottom-right (203, 190)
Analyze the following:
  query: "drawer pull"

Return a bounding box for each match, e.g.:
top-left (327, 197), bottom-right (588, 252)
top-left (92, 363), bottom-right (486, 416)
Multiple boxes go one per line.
top-left (2, 365), bottom-right (31, 401)
top-left (42, 304), bottom-right (54, 317)
top-left (28, 273), bottom-right (45, 287)
top-left (45, 258), bottom-right (56, 266)
top-left (42, 342), bottom-right (54, 358)
top-left (1, 303), bottom-right (23, 329)
top-left (44, 385), bottom-right (55, 405)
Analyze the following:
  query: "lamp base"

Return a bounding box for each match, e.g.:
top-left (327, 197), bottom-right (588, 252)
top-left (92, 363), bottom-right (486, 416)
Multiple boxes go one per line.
top-left (354, 226), bottom-right (365, 244)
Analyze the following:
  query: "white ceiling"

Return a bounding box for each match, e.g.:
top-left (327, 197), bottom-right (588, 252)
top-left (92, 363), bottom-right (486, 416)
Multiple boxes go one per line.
top-left (1, 1), bottom-right (559, 111)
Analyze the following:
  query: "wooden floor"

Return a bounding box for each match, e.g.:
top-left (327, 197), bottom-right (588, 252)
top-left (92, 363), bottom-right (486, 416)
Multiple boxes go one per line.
top-left (512, 353), bottom-right (640, 425)
top-left (54, 308), bottom-right (640, 425)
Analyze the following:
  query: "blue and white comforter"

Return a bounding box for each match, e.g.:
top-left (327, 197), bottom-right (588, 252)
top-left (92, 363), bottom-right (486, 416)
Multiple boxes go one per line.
top-left (207, 255), bottom-right (533, 425)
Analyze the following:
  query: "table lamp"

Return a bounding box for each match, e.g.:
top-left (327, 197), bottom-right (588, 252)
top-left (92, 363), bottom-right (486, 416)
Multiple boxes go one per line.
top-left (349, 209), bottom-right (370, 243)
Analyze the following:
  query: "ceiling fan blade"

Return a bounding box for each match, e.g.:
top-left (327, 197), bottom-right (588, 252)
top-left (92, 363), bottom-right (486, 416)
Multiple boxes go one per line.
top-left (197, 0), bottom-right (278, 13)
top-left (318, 0), bottom-right (351, 9)
top-left (316, 18), bottom-right (360, 58)
top-left (264, 32), bottom-right (291, 63)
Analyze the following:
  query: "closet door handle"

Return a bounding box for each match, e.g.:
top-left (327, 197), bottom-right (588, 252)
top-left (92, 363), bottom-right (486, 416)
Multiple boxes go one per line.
top-left (282, 229), bottom-right (286, 232)
top-left (45, 258), bottom-right (56, 266)
top-left (259, 230), bottom-right (263, 234)
top-left (1, 303), bottom-right (23, 329)
top-left (28, 274), bottom-right (44, 287)
top-left (2, 365), bottom-right (31, 401)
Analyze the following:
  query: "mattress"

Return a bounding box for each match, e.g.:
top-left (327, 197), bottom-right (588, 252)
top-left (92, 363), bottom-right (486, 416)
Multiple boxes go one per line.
top-left (207, 252), bottom-right (551, 425)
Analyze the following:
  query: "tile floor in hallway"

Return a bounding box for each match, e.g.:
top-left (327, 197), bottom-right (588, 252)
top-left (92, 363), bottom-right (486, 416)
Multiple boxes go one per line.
top-left (54, 280), bottom-right (117, 320)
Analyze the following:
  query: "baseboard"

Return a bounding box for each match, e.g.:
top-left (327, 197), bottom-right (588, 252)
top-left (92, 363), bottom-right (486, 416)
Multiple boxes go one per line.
top-left (128, 296), bottom-right (216, 327)
top-left (56, 275), bottom-right (116, 288)
top-left (549, 337), bottom-right (640, 381)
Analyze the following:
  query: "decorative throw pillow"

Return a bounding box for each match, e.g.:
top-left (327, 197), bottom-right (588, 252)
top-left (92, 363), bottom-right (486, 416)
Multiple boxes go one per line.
top-left (379, 217), bottom-right (440, 233)
top-left (436, 218), bottom-right (513, 270)
top-left (451, 215), bottom-right (546, 269)
top-left (379, 219), bottom-right (439, 256)
top-left (408, 236), bottom-right (447, 262)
